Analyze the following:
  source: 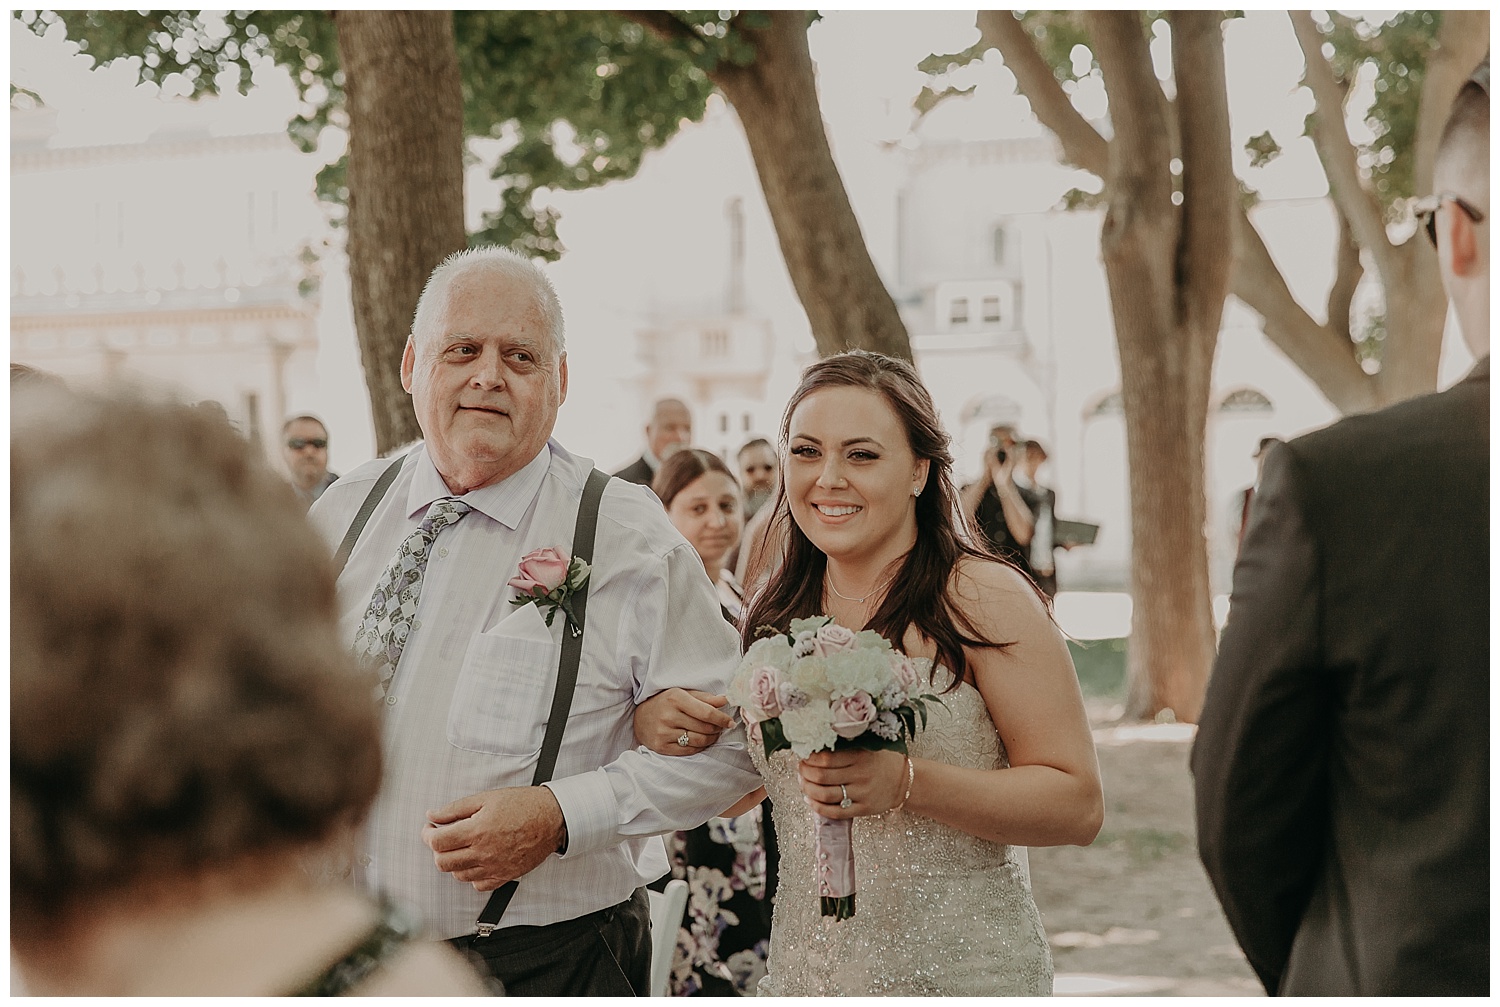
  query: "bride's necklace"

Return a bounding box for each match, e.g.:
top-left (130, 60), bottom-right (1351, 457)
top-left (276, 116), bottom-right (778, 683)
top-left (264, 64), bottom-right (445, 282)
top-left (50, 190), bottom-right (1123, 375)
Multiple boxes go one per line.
top-left (826, 567), bottom-right (898, 605)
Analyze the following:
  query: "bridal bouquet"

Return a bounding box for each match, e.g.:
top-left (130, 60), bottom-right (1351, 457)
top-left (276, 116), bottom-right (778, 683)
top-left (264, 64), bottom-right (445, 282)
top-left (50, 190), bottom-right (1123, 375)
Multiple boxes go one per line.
top-left (726, 616), bottom-right (941, 920)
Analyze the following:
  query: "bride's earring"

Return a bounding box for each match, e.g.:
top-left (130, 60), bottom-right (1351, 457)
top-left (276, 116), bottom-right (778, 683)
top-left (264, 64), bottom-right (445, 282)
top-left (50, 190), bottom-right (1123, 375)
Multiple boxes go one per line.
top-left (913, 485), bottom-right (922, 497)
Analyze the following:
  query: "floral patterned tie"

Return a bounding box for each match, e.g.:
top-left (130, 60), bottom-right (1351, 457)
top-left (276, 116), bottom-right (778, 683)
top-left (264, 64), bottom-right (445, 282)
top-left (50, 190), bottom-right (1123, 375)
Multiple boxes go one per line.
top-left (352, 497), bottom-right (472, 693)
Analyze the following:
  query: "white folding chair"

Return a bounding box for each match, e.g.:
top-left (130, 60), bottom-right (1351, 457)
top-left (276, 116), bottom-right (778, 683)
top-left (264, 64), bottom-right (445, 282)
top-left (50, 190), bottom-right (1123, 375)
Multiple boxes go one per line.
top-left (646, 878), bottom-right (689, 997)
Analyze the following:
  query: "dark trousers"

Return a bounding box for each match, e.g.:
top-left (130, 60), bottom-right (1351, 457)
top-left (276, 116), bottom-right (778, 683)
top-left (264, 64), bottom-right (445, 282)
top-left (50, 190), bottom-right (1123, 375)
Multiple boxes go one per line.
top-left (445, 889), bottom-right (651, 996)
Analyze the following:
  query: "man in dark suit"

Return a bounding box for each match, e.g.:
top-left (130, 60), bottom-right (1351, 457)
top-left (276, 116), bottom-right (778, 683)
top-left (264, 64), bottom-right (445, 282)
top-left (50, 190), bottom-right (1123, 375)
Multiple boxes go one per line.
top-left (613, 396), bottom-right (692, 486)
top-left (1192, 61), bottom-right (1489, 996)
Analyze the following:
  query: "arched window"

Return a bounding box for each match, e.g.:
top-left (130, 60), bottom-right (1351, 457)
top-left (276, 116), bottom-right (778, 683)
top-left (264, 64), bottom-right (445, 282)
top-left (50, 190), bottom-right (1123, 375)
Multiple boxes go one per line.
top-left (1088, 391), bottom-right (1124, 417)
top-left (1217, 387), bottom-right (1273, 413)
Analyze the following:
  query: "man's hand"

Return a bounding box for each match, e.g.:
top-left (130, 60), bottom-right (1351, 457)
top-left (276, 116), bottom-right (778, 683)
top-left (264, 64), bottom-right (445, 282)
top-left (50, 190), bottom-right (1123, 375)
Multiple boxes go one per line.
top-left (987, 444), bottom-right (1015, 486)
top-left (422, 786), bottom-right (567, 892)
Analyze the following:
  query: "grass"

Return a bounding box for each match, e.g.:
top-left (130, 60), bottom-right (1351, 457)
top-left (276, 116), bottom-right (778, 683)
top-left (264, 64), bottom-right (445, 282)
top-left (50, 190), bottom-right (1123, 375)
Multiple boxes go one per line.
top-left (1067, 637), bottom-right (1128, 698)
top-left (1093, 825), bottom-right (1192, 864)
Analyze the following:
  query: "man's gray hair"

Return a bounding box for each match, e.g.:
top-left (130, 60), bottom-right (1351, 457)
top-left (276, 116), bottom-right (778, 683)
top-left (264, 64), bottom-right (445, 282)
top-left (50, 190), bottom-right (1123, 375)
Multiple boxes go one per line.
top-left (410, 246), bottom-right (566, 355)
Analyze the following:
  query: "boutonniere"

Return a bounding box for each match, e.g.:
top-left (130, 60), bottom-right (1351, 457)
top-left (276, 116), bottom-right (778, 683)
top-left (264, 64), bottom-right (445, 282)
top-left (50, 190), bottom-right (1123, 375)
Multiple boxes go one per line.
top-left (508, 547), bottom-right (591, 637)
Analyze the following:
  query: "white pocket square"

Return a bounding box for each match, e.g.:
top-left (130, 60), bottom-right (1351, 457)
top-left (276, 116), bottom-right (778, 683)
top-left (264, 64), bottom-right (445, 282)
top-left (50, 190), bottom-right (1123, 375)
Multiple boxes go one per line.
top-left (489, 600), bottom-right (556, 645)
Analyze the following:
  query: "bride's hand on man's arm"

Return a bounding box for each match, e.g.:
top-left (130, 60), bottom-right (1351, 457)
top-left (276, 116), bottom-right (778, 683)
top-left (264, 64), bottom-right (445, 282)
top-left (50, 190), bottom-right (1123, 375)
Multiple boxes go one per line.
top-left (634, 688), bottom-right (735, 754)
top-left (633, 689), bottom-right (766, 817)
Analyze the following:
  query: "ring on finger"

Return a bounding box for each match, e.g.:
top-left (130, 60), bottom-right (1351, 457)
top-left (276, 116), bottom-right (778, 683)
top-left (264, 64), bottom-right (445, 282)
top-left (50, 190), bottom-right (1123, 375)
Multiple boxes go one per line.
top-left (839, 783), bottom-right (852, 809)
top-left (678, 731), bottom-right (692, 748)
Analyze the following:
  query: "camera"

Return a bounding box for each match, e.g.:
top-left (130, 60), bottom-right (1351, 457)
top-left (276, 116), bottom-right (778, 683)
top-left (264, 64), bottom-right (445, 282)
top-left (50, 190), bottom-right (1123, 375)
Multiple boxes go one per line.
top-left (988, 436), bottom-right (1008, 465)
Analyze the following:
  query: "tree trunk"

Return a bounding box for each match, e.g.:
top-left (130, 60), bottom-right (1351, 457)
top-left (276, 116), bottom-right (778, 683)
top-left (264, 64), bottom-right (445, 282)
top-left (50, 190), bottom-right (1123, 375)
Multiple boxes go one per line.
top-left (336, 12), bottom-right (468, 453)
top-left (1376, 242), bottom-right (1450, 403)
top-left (710, 12), bottom-right (912, 361)
top-left (1116, 309), bottom-right (1218, 722)
top-left (1086, 10), bottom-right (1229, 722)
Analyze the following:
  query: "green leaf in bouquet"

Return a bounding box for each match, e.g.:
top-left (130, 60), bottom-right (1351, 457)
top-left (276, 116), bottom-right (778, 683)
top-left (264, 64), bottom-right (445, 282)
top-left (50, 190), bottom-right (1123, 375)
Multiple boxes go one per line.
top-left (839, 733), bottom-right (907, 754)
top-left (760, 716), bottom-right (790, 759)
top-left (789, 615), bottom-right (833, 637)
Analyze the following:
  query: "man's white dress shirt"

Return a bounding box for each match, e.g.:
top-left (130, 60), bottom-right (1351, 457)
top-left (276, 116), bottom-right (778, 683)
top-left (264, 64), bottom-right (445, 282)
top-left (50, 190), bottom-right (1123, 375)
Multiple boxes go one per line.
top-left (310, 439), bottom-right (760, 939)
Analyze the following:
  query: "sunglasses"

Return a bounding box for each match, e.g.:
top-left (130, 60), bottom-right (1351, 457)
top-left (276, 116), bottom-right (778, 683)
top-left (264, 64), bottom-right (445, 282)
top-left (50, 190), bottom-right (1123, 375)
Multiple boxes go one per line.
top-left (286, 437), bottom-right (328, 450)
top-left (1414, 192), bottom-right (1486, 248)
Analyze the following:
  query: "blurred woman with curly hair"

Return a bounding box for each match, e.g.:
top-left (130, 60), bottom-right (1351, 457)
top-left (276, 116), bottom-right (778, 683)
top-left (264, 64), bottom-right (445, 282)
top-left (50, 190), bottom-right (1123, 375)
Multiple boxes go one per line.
top-left (10, 385), bottom-right (486, 996)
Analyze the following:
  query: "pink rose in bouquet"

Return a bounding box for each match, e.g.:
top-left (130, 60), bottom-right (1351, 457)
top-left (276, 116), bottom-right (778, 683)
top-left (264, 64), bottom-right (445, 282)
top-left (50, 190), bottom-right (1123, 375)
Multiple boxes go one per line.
top-left (893, 653), bottom-right (922, 694)
top-left (811, 622), bottom-right (859, 656)
top-left (748, 666), bottom-right (783, 719)
top-left (508, 546), bottom-right (571, 594)
top-left (830, 691), bottom-right (878, 738)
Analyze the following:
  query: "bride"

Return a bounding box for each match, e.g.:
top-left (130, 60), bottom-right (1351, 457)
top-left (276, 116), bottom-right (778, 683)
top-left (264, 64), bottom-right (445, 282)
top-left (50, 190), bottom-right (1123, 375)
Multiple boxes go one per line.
top-left (639, 350), bottom-right (1103, 996)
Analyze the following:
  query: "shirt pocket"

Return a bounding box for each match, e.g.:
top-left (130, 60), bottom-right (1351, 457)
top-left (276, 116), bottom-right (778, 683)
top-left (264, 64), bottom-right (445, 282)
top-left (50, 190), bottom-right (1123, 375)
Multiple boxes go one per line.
top-left (446, 631), bottom-right (558, 757)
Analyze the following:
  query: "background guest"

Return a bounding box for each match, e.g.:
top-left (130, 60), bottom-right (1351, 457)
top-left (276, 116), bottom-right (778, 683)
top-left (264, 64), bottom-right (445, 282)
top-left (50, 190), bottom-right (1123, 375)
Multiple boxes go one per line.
top-left (1018, 439), bottom-right (1059, 598)
top-left (960, 424), bottom-right (1041, 585)
top-left (10, 386), bottom-right (485, 996)
top-left (283, 413), bottom-right (340, 509)
top-left (736, 437), bottom-right (779, 520)
top-left (649, 447), bottom-right (776, 997)
top-left (615, 396), bottom-right (694, 485)
top-left (728, 437), bottom-right (780, 585)
top-left (654, 448), bottom-right (748, 619)
top-left (1234, 436), bottom-right (1281, 558)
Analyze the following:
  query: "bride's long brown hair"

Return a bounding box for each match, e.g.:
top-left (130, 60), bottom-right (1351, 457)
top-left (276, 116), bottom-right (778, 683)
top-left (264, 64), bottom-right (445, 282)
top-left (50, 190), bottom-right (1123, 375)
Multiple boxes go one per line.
top-left (741, 351), bottom-right (1029, 689)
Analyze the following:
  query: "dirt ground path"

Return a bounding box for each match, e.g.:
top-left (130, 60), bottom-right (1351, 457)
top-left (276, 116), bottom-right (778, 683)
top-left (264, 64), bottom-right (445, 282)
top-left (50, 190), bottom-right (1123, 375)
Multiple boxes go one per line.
top-left (1028, 702), bottom-right (1264, 997)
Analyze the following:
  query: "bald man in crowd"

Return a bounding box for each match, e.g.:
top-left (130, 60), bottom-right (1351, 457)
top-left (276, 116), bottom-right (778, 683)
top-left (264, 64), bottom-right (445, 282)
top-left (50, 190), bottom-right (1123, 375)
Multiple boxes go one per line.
top-left (613, 397), bottom-right (692, 486)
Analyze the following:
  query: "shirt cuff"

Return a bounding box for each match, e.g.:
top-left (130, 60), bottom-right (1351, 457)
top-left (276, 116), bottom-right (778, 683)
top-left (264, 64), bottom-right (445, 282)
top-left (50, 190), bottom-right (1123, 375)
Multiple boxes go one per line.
top-left (542, 771), bottom-right (616, 859)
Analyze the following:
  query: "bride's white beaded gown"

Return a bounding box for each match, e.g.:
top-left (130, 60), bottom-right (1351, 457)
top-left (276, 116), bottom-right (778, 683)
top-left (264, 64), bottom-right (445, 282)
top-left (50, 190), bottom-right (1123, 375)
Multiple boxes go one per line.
top-left (751, 662), bottom-right (1053, 996)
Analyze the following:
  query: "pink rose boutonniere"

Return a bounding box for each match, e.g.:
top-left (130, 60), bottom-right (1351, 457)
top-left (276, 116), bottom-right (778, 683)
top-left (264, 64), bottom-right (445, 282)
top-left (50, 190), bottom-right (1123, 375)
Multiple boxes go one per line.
top-left (508, 547), bottom-right (592, 637)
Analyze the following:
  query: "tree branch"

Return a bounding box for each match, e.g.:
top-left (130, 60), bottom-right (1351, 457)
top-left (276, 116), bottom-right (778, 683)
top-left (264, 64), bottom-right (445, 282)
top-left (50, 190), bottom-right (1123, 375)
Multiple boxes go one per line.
top-left (1288, 11), bottom-right (1396, 277)
top-left (1231, 207), bottom-right (1377, 413)
top-left (618, 10), bottom-right (701, 48)
top-left (976, 10), bottom-right (1108, 177)
top-left (1088, 11), bottom-right (1172, 200)
top-left (1170, 11), bottom-right (1234, 332)
top-left (1325, 205), bottom-right (1363, 343)
top-left (1412, 10), bottom-right (1490, 199)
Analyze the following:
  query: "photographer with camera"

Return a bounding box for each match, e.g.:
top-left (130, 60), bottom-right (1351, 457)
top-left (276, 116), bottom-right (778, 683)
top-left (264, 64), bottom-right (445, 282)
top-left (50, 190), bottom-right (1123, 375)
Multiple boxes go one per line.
top-left (960, 424), bottom-right (1042, 586)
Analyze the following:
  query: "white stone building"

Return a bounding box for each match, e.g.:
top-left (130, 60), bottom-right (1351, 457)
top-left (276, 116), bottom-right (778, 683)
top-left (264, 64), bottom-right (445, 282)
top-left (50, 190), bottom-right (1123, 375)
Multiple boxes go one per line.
top-left (11, 100), bottom-right (326, 458)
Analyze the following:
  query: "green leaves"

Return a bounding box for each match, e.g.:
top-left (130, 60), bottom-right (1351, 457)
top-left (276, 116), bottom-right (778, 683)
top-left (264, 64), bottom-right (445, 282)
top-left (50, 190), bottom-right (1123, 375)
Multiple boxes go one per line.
top-left (17, 10), bottom-right (722, 256)
top-left (1309, 10), bottom-right (1442, 214)
top-left (760, 716), bottom-right (788, 760)
top-left (1243, 131), bottom-right (1283, 169)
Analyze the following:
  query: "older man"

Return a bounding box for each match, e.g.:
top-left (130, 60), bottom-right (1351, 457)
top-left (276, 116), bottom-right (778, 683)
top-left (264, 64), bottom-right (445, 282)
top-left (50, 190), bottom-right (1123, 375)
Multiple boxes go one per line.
top-left (282, 413), bottom-right (339, 508)
top-left (736, 436), bottom-right (778, 520)
top-left (613, 396), bottom-right (693, 486)
top-left (310, 248), bottom-right (759, 995)
top-left (1193, 60), bottom-right (1489, 996)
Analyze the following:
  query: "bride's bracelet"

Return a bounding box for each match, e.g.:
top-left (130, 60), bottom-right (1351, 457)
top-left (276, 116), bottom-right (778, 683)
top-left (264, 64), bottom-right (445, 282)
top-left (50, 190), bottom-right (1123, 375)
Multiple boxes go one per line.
top-left (891, 755), bottom-right (915, 813)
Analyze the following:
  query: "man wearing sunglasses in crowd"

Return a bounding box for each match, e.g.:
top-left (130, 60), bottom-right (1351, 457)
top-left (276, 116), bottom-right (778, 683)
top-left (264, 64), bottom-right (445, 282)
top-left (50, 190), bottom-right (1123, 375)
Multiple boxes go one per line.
top-left (283, 413), bottom-right (340, 509)
top-left (1194, 57), bottom-right (1488, 996)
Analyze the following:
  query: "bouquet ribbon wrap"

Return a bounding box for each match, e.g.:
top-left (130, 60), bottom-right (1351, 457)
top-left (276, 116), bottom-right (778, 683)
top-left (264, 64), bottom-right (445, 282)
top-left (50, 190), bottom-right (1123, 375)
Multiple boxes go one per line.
top-left (814, 813), bottom-right (856, 920)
